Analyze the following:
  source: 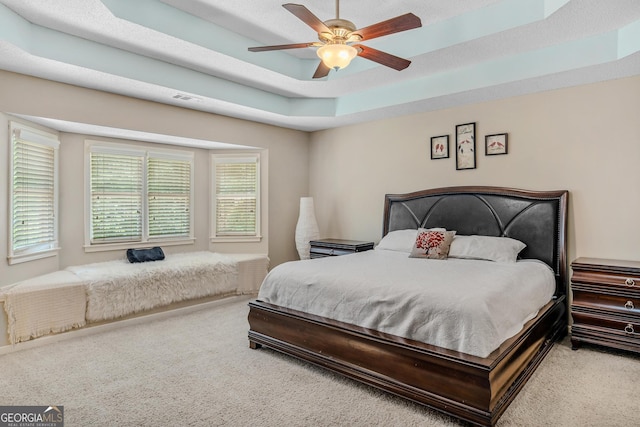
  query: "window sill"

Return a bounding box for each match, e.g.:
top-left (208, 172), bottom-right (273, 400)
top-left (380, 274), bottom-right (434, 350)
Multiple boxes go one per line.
top-left (84, 238), bottom-right (196, 253)
top-left (7, 248), bottom-right (60, 265)
top-left (210, 236), bottom-right (262, 243)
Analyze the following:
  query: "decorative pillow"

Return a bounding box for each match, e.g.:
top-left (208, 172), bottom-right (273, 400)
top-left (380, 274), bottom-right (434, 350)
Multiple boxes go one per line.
top-left (409, 228), bottom-right (456, 259)
top-left (126, 247), bottom-right (165, 263)
top-left (375, 229), bottom-right (418, 253)
top-left (449, 235), bottom-right (526, 263)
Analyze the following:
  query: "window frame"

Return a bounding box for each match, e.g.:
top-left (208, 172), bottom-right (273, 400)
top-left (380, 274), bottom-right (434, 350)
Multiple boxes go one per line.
top-left (84, 140), bottom-right (195, 252)
top-left (147, 151), bottom-right (193, 240)
top-left (8, 122), bottom-right (60, 265)
top-left (210, 153), bottom-right (261, 243)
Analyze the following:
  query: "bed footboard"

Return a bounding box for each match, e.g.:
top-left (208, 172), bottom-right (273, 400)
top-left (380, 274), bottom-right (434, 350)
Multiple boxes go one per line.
top-left (248, 298), bottom-right (566, 427)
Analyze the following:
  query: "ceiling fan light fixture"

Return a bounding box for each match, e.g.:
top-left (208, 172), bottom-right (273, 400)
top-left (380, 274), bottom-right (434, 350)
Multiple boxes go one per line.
top-left (317, 43), bottom-right (357, 70)
top-left (247, 3), bottom-right (422, 78)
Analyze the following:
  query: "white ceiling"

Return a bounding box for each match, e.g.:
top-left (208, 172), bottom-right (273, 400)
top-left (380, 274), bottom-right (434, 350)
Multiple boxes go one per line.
top-left (0, 0), bottom-right (639, 139)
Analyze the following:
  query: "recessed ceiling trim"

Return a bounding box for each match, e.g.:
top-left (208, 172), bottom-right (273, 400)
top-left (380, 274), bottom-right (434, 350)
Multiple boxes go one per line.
top-left (336, 27), bottom-right (633, 115)
top-left (101, 0), bottom-right (307, 79)
top-left (2, 9), bottom-right (635, 120)
top-left (105, 0), bottom-right (570, 81)
top-left (619, 20), bottom-right (640, 58)
top-left (0, 0), bottom-right (638, 132)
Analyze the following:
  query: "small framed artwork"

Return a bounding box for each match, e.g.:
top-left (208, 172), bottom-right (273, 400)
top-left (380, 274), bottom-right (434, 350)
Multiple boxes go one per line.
top-left (485, 133), bottom-right (508, 155)
top-left (455, 122), bottom-right (476, 170)
top-left (430, 135), bottom-right (449, 159)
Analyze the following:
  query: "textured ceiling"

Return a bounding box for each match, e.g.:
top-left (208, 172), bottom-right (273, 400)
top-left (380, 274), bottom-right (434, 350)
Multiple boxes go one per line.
top-left (0, 0), bottom-right (639, 138)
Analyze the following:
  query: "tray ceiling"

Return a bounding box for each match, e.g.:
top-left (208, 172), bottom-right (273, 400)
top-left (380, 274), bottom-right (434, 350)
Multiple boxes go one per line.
top-left (1, 0), bottom-right (639, 133)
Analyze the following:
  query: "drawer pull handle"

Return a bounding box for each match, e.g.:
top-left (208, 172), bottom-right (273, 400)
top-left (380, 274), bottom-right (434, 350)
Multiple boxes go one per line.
top-left (625, 278), bottom-right (636, 287)
top-left (625, 301), bottom-right (635, 310)
top-left (625, 323), bottom-right (635, 334)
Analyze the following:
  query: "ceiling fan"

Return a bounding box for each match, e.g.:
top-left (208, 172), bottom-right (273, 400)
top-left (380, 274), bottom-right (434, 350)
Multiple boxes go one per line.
top-left (248, 1), bottom-right (422, 79)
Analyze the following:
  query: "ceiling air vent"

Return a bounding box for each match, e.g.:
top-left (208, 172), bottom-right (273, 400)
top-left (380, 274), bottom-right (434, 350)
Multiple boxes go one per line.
top-left (172, 93), bottom-right (202, 102)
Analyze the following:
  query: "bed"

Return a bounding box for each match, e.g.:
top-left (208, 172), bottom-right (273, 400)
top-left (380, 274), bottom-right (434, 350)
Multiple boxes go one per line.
top-left (248, 186), bottom-right (568, 426)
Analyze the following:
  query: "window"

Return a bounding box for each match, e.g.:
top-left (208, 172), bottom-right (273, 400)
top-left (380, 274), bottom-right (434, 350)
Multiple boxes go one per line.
top-left (90, 149), bottom-right (144, 243)
top-left (8, 122), bottom-right (60, 264)
top-left (211, 154), bottom-right (260, 242)
top-left (147, 155), bottom-right (192, 239)
top-left (86, 141), bottom-right (194, 250)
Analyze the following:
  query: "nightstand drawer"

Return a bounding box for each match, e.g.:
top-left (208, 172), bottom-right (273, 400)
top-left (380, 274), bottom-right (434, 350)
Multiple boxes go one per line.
top-left (310, 247), bottom-right (356, 257)
top-left (309, 239), bottom-right (374, 258)
top-left (571, 270), bottom-right (640, 294)
top-left (571, 290), bottom-right (640, 318)
top-left (572, 311), bottom-right (640, 343)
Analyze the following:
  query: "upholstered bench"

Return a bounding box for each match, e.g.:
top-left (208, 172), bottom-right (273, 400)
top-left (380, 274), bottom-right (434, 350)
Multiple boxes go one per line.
top-left (0, 252), bottom-right (269, 346)
top-left (0, 271), bottom-right (87, 344)
top-left (67, 251), bottom-right (239, 323)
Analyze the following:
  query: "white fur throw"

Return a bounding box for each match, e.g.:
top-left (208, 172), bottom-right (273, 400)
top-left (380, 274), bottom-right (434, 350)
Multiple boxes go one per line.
top-left (66, 252), bottom-right (238, 323)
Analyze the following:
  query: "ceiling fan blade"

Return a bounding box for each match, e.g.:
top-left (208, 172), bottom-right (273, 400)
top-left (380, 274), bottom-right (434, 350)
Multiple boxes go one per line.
top-left (283, 3), bottom-right (332, 34)
top-left (353, 13), bottom-right (421, 41)
top-left (354, 45), bottom-right (411, 71)
top-left (248, 42), bottom-right (315, 52)
top-left (312, 61), bottom-right (331, 79)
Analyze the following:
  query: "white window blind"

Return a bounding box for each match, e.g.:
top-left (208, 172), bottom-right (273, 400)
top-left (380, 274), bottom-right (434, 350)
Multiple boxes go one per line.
top-left (9, 123), bottom-right (59, 262)
top-left (213, 155), bottom-right (259, 238)
top-left (87, 142), bottom-right (194, 248)
top-left (90, 151), bottom-right (144, 243)
top-left (148, 156), bottom-right (191, 238)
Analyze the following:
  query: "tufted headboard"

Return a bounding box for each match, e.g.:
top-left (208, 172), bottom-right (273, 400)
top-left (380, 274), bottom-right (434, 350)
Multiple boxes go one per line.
top-left (382, 186), bottom-right (568, 297)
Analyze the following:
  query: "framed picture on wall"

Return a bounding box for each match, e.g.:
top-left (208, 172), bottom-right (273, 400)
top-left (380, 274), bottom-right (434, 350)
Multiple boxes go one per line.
top-left (485, 133), bottom-right (508, 155)
top-left (430, 135), bottom-right (449, 159)
top-left (455, 122), bottom-right (476, 170)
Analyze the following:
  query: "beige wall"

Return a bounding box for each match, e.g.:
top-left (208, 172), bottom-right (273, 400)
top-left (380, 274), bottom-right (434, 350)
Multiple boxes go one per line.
top-left (309, 75), bottom-right (640, 265)
top-left (0, 71), bottom-right (309, 287)
top-left (2, 70), bottom-right (639, 287)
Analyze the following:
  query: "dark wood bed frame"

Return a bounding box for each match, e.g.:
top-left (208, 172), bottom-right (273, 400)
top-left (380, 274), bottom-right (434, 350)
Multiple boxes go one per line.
top-left (248, 186), bottom-right (568, 426)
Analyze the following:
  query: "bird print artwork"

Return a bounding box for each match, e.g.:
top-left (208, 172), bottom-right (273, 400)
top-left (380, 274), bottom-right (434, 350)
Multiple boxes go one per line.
top-left (486, 134), bottom-right (508, 155)
top-left (431, 136), bottom-right (449, 159)
top-left (456, 123), bottom-right (476, 169)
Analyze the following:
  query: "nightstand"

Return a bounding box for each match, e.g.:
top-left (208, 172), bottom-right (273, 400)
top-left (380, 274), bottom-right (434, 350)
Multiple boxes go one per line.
top-left (309, 239), bottom-right (374, 259)
top-left (571, 257), bottom-right (640, 354)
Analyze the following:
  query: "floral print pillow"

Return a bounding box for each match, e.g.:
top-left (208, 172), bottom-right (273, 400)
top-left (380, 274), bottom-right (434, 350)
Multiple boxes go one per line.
top-left (409, 228), bottom-right (456, 259)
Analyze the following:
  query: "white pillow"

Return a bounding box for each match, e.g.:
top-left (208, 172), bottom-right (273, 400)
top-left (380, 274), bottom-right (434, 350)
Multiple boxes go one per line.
top-left (449, 235), bottom-right (526, 263)
top-left (375, 229), bottom-right (418, 253)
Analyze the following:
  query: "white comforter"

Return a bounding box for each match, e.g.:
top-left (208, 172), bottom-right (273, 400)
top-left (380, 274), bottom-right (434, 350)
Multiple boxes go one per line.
top-left (257, 249), bottom-right (556, 357)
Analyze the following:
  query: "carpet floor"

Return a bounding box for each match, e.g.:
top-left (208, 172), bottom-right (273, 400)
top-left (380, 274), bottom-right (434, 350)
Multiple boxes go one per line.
top-left (1, 296), bottom-right (639, 426)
